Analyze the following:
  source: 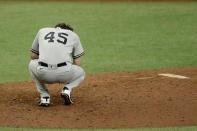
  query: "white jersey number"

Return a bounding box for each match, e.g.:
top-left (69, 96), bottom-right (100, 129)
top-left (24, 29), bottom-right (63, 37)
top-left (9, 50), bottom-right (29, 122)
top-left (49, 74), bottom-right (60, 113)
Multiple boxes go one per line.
top-left (44, 32), bottom-right (68, 45)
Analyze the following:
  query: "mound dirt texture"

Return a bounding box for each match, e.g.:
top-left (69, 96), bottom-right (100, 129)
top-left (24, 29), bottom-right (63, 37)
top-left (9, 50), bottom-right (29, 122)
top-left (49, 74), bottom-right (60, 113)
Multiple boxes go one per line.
top-left (0, 67), bottom-right (197, 128)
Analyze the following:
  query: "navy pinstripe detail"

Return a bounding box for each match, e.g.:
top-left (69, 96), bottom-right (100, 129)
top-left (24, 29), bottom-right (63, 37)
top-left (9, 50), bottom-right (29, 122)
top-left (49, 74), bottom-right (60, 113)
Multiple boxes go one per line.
top-left (31, 49), bottom-right (39, 55)
top-left (73, 52), bottom-right (85, 59)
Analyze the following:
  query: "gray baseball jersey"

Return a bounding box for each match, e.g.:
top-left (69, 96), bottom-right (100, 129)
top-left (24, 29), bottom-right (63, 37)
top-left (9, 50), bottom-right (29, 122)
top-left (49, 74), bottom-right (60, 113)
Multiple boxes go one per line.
top-left (31, 27), bottom-right (84, 64)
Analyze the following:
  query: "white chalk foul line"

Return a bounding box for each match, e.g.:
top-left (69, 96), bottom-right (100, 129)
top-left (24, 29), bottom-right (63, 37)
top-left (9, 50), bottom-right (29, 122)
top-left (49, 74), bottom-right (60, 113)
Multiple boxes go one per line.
top-left (159, 73), bottom-right (189, 79)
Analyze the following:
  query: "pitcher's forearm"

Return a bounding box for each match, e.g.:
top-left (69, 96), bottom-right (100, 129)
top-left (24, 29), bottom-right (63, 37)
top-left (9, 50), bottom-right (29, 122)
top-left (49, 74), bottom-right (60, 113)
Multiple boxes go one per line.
top-left (73, 57), bottom-right (82, 66)
top-left (31, 52), bottom-right (39, 60)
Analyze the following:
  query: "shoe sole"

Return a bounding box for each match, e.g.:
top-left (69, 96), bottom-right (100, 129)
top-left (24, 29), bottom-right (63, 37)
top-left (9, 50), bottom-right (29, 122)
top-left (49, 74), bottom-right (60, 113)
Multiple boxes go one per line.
top-left (61, 93), bottom-right (73, 105)
top-left (38, 103), bottom-right (50, 107)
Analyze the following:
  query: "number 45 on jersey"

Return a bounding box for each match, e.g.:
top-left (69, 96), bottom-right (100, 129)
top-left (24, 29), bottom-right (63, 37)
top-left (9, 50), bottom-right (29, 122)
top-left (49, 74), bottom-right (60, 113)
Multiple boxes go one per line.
top-left (44, 32), bottom-right (68, 45)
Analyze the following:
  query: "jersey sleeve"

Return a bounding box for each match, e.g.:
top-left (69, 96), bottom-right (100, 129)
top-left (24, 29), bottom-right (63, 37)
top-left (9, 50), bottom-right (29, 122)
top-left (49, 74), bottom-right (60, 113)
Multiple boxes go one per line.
top-left (72, 34), bottom-right (85, 59)
top-left (31, 31), bottom-right (40, 55)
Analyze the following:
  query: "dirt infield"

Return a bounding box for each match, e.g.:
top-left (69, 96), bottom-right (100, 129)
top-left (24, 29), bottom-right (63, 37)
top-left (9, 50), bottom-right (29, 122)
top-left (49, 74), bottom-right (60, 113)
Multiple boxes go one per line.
top-left (0, 67), bottom-right (197, 128)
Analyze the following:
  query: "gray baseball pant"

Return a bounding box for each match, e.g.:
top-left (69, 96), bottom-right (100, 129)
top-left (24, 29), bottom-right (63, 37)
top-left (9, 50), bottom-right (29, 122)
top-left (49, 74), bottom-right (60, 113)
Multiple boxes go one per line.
top-left (29, 59), bottom-right (85, 98)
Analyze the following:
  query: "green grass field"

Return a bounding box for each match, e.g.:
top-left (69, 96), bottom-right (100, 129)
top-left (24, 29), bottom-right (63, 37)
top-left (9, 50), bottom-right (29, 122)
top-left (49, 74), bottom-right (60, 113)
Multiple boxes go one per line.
top-left (0, 1), bottom-right (197, 131)
top-left (1, 126), bottom-right (197, 131)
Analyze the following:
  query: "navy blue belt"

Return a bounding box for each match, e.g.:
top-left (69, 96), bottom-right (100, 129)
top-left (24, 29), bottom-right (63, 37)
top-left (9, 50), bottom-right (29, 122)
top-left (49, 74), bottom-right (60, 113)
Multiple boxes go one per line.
top-left (39, 62), bottom-right (67, 67)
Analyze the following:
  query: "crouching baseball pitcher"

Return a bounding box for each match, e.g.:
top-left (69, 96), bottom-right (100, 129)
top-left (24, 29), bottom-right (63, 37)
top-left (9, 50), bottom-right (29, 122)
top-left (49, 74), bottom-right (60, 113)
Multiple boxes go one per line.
top-left (29, 23), bottom-right (85, 107)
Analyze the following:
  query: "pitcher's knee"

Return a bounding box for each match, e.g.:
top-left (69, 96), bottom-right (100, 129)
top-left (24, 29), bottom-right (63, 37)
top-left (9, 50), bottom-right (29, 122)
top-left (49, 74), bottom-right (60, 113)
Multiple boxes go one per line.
top-left (79, 68), bottom-right (85, 82)
top-left (81, 70), bottom-right (86, 81)
top-left (29, 60), bottom-right (37, 71)
top-left (29, 60), bottom-right (33, 71)
top-left (29, 61), bottom-right (35, 75)
top-left (29, 60), bottom-right (39, 78)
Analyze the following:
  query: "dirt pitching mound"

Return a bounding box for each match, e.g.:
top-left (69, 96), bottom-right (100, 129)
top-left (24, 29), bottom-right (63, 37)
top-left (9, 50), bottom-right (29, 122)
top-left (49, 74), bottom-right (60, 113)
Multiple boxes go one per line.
top-left (0, 67), bottom-right (197, 128)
